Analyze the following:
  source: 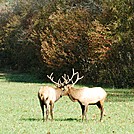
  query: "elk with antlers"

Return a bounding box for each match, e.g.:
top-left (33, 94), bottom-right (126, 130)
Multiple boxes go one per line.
top-left (38, 73), bottom-right (66, 121)
top-left (61, 69), bottom-right (107, 122)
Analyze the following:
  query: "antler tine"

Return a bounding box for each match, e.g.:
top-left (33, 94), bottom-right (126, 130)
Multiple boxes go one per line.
top-left (71, 73), bottom-right (84, 87)
top-left (63, 74), bottom-right (66, 78)
top-left (47, 73), bottom-right (59, 85)
top-left (68, 68), bottom-right (79, 83)
top-left (62, 73), bottom-right (75, 85)
top-left (70, 68), bottom-right (78, 79)
top-left (58, 79), bottom-right (62, 85)
top-left (62, 68), bottom-right (81, 85)
top-left (47, 72), bottom-right (65, 87)
top-left (62, 74), bottom-right (68, 84)
top-left (47, 72), bottom-right (53, 80)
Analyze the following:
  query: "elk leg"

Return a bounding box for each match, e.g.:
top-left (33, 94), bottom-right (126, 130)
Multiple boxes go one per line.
top-left (50, 103), bottom-right (54, 121)
top-left (80, 104), bottom-right (86, 121)
top-left (96, 101), bottom-right (104, 122)
top-left (45, 105), bottom-right (49, 121)
top-left (85, 106), bottom-right (88, 121)
top-left (39, 101), bottom-right (45, 122)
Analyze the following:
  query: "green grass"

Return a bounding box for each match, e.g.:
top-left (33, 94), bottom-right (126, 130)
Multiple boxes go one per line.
top-left (0, 72), bottom-right (134, 134)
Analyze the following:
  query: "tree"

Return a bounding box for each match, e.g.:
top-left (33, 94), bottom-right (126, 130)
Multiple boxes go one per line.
top-left (0, 0), bottom-right (133, 87)
top-left (97, 0), bottom-right (134, 88)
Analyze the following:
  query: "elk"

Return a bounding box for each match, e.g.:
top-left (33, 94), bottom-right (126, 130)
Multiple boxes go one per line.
top-left (38, 73), bottom-right (66, 121)
top-left (61, 69), bottom-right (107, 122)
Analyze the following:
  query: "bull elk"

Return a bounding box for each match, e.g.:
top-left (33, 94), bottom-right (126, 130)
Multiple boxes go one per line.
top-left (61, 69), bottom-right (107, 122)
top-left (38, 73), bottom-right (66, 121)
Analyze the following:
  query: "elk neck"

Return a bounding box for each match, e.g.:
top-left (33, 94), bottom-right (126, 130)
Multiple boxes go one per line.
top-left (67, 86), bottom-right (80, 102)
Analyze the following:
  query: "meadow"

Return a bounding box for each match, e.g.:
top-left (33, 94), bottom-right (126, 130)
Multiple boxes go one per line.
top-left (0, 72), bottom-right (134, 134)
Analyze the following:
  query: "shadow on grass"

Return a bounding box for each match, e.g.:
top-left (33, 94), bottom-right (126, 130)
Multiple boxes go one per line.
top-left (0, 71), bottom-right (44, 83)
top-left (20, 117), bottom-right (81, 122)
top-left (20, 118), bottom-right (42, 122)
top-left (54, 117), bottom-right (81, 122)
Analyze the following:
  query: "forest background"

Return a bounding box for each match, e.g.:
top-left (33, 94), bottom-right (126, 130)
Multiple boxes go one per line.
top-left (0, 0), bottom-right (133, 88)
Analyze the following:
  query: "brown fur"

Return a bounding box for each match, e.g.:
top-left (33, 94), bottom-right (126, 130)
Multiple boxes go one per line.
top-left (38, 86), bottom-right (66, 121)
top-left (64, 85), bottom-right (107, 121)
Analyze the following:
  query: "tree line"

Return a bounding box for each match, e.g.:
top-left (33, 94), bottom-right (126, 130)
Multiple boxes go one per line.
top-left (0, 0), bottom-right (133, 88)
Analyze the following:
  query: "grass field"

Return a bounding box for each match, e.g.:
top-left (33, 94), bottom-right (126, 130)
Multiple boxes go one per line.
top-left (0, 72), bottom-right (134, 134)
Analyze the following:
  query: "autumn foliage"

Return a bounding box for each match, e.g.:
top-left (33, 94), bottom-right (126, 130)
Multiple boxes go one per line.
top-left (0, 0), bottom-right (133, 88)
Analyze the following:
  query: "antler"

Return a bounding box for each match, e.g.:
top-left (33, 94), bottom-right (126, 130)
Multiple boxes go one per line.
top-left (71, 72), bottom-right (84, 87)
top-left (62, 68), bottom-right (84, 86)
top-left (62, 68), bottom-right (77, 84)
top-left (47, 73), bottom-right (62, 87)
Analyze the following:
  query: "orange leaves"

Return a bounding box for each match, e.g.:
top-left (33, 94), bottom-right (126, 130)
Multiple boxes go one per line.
top-left (88, 20), bottom-right (113, 61)
top-left (40, 8), bottom-right (92, 68)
